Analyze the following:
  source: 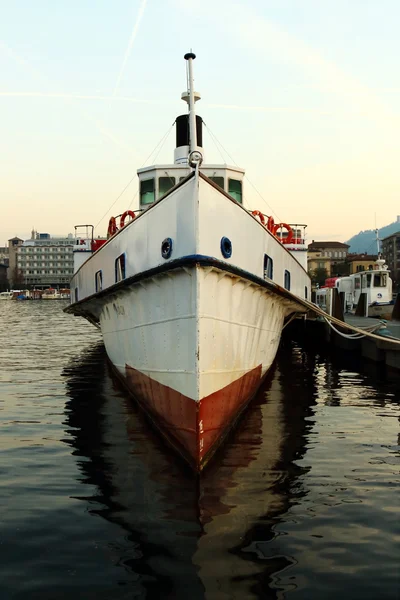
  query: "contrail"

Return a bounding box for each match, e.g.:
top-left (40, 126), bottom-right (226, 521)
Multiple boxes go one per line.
top-left (112, 0), bottom-right (148, 97)
top-left (0, 41), bottom-right (138, 155)
top-left (0, 92), bottom-right (156, 103)
top-left (205, 103), bottom-right (334, 115)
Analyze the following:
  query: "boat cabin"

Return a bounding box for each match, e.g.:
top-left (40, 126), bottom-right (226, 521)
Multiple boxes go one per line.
top-left (137, 107), bottom-right (245, 209)
top-left (137, 163), bottom-right (245, 209)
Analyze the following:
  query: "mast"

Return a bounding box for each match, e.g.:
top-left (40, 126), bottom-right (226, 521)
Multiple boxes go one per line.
top-left (184, 52), bottom-right (203, 168)
top-left (375, 228), bottom-right (381, 258)
top-left (185, 52), bottom-right (197, 153)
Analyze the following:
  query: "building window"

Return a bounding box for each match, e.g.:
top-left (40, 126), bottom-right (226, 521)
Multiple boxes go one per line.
top-left (140, 178), bottom-right (155, 205)
top-left (228, 179), bottom-right (242, 203)
top-left (284, 270), bottom-right (291, 290)
top-left (95, 270), bottom-right (103, 292)
top-left (209, 176), bottom-right (224, 190)
top-left (264, 254), bottom-right (273, 280)
top-left (159, 176), bottom-right (176, 198)
top-left (115, 254), bottom-right (126, 282)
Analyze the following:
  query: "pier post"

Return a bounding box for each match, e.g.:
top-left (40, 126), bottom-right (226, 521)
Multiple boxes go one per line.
top-left (355, 293), bottom-right (368, 317)
top-left (332, 288), bottom-right (345, 322)
top-left (392, 293), bottom-right (400, 321)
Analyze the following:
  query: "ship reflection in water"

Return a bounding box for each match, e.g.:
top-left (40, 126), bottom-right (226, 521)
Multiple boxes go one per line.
top-left (63, 341), bottom-right (399, 600)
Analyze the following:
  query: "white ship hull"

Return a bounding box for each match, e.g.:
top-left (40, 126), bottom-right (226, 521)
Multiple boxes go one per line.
top-left (66, 173), bottom-right (310, 469)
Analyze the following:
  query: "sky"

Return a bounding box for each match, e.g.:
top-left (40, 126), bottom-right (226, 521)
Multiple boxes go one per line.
top-left (1, 0), bottom-right (399, 245)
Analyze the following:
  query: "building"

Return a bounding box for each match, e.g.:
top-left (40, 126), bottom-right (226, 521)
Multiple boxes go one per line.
top-left (0, 246), bottom-right (9, 266)
top-left (346, 253), bottom-right (378, 275)
top-left (307, 241), bottom-right (350, 277)
top-left (14, 231), bottom-right (74, 289)
top-left (7, 237), bottom-right (24, 287)
top-left (382, 230), bottom-right (400, 288)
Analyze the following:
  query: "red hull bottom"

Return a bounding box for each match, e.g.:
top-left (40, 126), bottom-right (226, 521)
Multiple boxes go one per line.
top-left (124, 364), bottom-right (262, 470)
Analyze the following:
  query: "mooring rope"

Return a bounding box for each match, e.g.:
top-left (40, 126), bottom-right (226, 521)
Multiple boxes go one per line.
top-left (288, 291), bottom-right (400, 346)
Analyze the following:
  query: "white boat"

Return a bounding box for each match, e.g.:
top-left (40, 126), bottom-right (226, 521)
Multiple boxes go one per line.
top-left (65, 53), bottom-right (311, 470)
top-left (0, 291), bottom-right (14, 300)
top-left (42, 288), bottom-right (61, 299)
top-left (316, 258), bottom-right (393, 318)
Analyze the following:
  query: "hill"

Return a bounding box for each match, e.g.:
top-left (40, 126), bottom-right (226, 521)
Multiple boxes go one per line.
top-left (346, 219), bottom-right (400, 253)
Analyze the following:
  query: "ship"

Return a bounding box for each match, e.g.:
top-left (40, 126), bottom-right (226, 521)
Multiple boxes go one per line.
top-left (65, 53), bottom-right (311, 470)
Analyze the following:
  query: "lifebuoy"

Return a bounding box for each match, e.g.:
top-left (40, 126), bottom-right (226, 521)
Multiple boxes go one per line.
top-left (107, 216), bottom-right (118, 238)
top-left (275, 223), bottom-right (294, 244)
top-left (120, 210), bottom-right (136, 229)
top-left (252, 210), bottom-right (265, 225)
top-left (267, 216), bottom-right (275, 233)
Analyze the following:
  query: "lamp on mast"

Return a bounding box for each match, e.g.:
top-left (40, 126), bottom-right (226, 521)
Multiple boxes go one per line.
top-left (184, 52), bottom-right (203, 168)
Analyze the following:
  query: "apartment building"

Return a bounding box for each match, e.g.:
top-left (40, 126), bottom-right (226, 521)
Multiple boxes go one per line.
top-left (307, 241), bottom-right (350, 276)
top-left (14, 232), bottom-right (74, 288)
top-left (382, 230), bottom-right (400, 286)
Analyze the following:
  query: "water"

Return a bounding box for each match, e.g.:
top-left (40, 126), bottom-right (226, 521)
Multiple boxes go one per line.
top-left (0, 302), bottom-right (399, 599)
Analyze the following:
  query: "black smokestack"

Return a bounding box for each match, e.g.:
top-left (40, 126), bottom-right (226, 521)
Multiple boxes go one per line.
top-left (176, 115), bottom-right (203, 148)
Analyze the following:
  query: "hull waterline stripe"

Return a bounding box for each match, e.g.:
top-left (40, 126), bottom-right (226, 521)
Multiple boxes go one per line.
top-left (65, 254), bottom-right (305, 315)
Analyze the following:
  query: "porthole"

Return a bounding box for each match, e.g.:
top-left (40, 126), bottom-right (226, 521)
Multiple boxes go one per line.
top-left (161, 237), bottom-right (173, 259)
top-left (220, 236), bottom-right (232, 259)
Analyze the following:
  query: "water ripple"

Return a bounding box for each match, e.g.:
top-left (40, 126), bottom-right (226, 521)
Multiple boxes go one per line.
top-left (0, 302), bottom-right (399, 599)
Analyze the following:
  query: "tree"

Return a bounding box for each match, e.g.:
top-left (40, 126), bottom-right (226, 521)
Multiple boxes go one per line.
top-left (0, 271), bottom-right (9, 292)
top-left (332, 262), bottom-right (350, 277)
top-left (11, 267), bottom-right (24, 289)
top-left (308, 267), bottom-right (329, 286)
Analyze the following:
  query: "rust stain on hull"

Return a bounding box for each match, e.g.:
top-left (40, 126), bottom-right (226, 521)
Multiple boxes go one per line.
top-left (124, 364), bottom-right (263, 470)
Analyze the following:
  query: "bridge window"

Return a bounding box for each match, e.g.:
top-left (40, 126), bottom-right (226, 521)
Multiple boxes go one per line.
top-left (284, 270), bottom-right (291, 290)
top-left (115, 254), bottom-right (126, 282)
top-left (95, 270), bottom-right (103, 292)
top-left (374, 274), bottom-right (386, 287)
top-left (159, 176), bottom-right (176, 198)
top-left (140, 178), bottom-right (155, 205)
top-left (264, 254), bottom-right (273, 280)
top-left (305, 286), bottom-right (308, 299)
top-left (74, 287), bottom-right (79, 302)
top-left (228, 179), bottom-right (242, 204)
top-left (209, 176), bottom-right (224, 190)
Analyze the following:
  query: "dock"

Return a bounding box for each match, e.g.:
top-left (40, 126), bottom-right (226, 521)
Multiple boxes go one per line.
top-left (289, 290), bottom-right (400, 372)
top-left (343, 315), bottom-right (400, 370)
